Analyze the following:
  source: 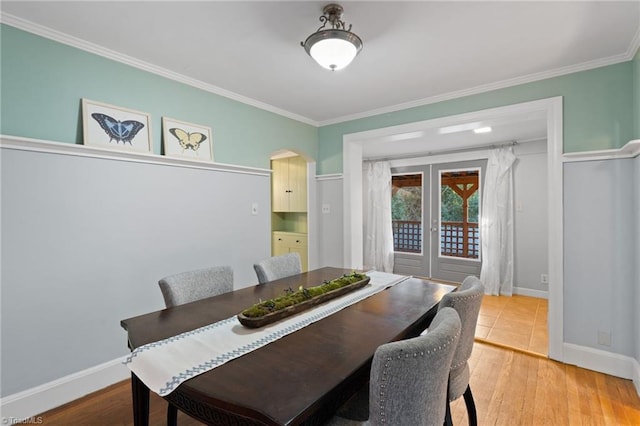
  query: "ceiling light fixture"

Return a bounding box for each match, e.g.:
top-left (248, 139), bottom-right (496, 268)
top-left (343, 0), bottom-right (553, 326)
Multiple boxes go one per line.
top-left (473, 127), bottom-right (492, 134)
top-left (301, 3), bottom-right (363, 71)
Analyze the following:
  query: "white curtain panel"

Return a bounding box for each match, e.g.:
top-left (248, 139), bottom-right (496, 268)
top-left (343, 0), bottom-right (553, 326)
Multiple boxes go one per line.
top-left (480, 147), bottom-right (517, 295)
top-left (363, 161), bottom-right (394, 272)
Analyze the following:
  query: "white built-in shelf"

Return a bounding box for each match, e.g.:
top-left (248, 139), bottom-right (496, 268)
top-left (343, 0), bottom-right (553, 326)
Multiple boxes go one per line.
top-left (0, 135), bottom-right (271, 177)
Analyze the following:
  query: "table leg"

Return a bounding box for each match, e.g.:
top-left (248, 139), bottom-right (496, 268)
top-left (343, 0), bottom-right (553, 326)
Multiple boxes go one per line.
top-left (131, 373), bottom-right (150, 426)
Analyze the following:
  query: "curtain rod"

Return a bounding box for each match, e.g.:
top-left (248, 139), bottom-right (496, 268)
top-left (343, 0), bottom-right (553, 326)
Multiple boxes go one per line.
top-left (365, 140), bottom-right (518, 162)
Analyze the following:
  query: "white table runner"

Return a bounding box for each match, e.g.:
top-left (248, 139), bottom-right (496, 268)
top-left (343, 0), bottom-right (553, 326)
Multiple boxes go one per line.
top-left (124, 271), bottom-right (409, 396)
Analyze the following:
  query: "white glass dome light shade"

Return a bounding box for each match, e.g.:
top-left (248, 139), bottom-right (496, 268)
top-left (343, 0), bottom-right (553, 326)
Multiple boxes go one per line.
top-left (310, 37), bottom-right (356, 71)
top-left (303, 29), bottom-right (363, 71)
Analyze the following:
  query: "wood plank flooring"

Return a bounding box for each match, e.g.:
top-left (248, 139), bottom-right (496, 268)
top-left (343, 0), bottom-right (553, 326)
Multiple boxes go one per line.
top-left (35, 296), bottom-right (639, 425)
top-left (36, 344), bottom-right (640, 425)
top-left (475, 294), bottom-right (548, 356)
top-left (450, 342), bottom-right (640, 425)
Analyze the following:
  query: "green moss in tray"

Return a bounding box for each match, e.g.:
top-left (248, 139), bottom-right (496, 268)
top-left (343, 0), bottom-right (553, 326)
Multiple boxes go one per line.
top-left (241, 272), bottom-right (368, 318)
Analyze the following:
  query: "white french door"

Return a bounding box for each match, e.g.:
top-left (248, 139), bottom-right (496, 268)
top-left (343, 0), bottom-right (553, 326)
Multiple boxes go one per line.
top-left (392, 159), bottom-right (486, 281)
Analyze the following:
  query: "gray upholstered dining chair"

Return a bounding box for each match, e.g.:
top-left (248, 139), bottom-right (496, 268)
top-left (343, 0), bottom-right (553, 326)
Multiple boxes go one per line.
top-left (438, 275), bottom-right (485, 426)
top-left (158, 265), bottom-right (233, 308)
top-left (253, 252), bottom-right (302, 284)
top-left (326, 307), bottom-right (462, 426)
top-left (158, 265), bottom-right (233, 425)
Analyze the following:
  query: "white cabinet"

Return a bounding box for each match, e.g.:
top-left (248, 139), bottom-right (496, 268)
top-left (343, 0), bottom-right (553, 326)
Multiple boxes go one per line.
top-left (272, 231), bottom-right (308, 272)
top-left (272, 156), bottom-right (307, 212)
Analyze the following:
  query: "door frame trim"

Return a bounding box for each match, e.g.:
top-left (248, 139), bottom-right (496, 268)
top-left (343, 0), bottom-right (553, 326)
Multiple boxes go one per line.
top-left (342, 97), bottom-right (564, 361)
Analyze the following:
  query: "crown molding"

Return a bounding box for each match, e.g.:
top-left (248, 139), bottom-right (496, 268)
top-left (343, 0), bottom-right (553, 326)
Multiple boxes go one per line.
top-left (626, 24), bottom-right (640, 59)
top-left (2, 12), bottom-right (637, 129)
top-left (318, 52), bottom-right (633, 126)
top-left (0, 13), bottom-right (318, 127)
top-left (0, 135), bottom-right (272, 176)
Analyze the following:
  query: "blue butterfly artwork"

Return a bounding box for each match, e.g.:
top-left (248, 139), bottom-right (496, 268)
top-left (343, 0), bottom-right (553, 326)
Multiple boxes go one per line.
top-left (91, 113), bottom-right (145, 144)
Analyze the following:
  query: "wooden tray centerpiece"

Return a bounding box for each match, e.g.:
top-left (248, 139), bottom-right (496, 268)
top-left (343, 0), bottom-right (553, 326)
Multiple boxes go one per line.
top-left (238, 272), bottom-right (370, 328)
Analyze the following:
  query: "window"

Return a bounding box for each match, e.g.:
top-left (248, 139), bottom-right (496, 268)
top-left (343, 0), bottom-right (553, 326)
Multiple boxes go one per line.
top-left (391, 174), bottom-right (422, 253)
top-left (440, 170), bottom-right (480, 259)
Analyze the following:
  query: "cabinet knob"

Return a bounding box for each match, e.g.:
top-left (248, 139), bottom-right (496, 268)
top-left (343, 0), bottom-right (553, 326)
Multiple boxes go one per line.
top-left (295, 240), bottom-right (300, 243)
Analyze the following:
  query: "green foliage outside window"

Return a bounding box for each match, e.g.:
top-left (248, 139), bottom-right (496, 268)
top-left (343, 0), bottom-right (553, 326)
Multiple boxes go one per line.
top-left (440, 185), bottom-right (479, 222)
top-left (392, 186), bottom-right (421, 221)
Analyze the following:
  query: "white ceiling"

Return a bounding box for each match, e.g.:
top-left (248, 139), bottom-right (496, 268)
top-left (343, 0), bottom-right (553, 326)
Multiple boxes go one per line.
top-left (2, 1), bottom-right (639, 157)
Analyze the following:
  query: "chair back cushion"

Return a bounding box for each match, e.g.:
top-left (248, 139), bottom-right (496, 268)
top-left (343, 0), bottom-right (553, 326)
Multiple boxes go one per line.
top-left (438, 276), bottom-right (485, 399)
top-left (159, 266), bottom-right (233, 307)
top-left (368, 307), bottom-right (461, 426)
top-left (253, 253), bottom-right (301, 284)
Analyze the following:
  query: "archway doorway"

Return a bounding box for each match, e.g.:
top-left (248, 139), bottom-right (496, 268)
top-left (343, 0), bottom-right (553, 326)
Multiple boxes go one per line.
top-left (342, 97), bottom-right (564, 361)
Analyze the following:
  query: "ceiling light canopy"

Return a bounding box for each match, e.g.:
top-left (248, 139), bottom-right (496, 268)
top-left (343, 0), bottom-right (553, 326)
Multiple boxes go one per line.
top-left (301, 4), bottom-right (363, 71)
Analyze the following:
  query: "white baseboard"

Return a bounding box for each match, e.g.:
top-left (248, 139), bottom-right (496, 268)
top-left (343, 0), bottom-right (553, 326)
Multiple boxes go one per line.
top-left (513, 286), bottom-right (548, 299)
top-left (0, 357), bottom-right (129, 421)
top-left (563, 343), bottom-right (640, 397)
top-left (633, 357), bottom-right (640, 396)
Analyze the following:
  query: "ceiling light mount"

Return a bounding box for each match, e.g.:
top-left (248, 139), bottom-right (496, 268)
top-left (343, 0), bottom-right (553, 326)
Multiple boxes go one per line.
top-left (301, 3), bottom-right (363, 71)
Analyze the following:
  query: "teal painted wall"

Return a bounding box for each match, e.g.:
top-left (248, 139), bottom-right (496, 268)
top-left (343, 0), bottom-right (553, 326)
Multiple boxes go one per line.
top-left (318, 62), bottom-right (634, 174)
top-left (2, 24), bottom-right (635, 175)
top-left (0, 25), bottom-right (317, 169)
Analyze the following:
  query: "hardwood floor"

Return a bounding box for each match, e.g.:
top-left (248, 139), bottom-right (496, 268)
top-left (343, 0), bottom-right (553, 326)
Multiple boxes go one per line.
top-left (475, 294), bottom-right (548, 356)
top-left (36, 345), bottom-right (640, 425)
top-left (450, 341), bottom-right (640, 425)
top-left (34, 295), bottom-right (637, 425)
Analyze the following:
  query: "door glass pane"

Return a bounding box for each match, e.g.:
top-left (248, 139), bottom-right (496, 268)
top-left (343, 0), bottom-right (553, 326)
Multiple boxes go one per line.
top-left (440, 169), bottom-right (480, 259)
top-left (391, 174), bottom-right (422, 253)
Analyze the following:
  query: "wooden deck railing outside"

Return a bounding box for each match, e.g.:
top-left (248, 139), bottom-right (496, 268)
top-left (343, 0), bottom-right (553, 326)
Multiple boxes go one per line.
top-left (393, 220), bottom-right (479, 258)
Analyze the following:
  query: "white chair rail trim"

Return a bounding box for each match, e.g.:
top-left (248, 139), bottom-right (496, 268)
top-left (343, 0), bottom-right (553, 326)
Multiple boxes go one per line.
top-left (563, 139), bottom-right (640, 162)
top-left (0, 135), bottom-right (272, 177)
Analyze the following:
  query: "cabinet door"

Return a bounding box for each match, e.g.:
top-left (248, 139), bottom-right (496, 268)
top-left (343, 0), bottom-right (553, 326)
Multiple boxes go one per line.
top-left (271, 159), bottom-right (289, 212)
top-left (287, 156), bottom-right (307, 212)
top-left (272, 232), bottom-right (289, 256)
top-left (272, 232), bottom-right (308, 272)
top-left (289, 235), bottom-right (308, 271)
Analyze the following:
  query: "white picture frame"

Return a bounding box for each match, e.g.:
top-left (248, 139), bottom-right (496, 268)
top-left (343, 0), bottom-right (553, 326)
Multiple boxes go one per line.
top-left (82, 98), bottom-right (152, 153)
top-left (162, 117), bottom-right (213, 161)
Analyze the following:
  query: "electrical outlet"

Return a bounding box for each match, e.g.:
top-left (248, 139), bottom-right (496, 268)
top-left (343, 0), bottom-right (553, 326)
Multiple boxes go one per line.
top-left (597, 331), bottom-right (611, 346)
top-left (540, 274), bottom-right (549, 285)
top-left (322, 204), bottom-right (330, 214)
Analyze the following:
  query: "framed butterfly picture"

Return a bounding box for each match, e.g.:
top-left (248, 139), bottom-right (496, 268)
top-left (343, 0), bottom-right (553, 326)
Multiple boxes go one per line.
top-left (162, 117), bottom-right (213, 161)
top-left (82, 99), bottom-right (152, 153)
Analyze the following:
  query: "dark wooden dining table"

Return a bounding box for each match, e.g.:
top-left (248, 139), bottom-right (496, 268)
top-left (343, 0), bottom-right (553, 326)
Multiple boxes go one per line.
top-left (120, 267), bottom-right (455, 426)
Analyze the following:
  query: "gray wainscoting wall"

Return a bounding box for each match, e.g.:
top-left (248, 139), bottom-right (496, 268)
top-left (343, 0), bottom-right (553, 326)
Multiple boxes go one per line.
top-left (0, 146), bottom-right (271, 396)
top-left (564, 158), bottom-right (636, 357)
